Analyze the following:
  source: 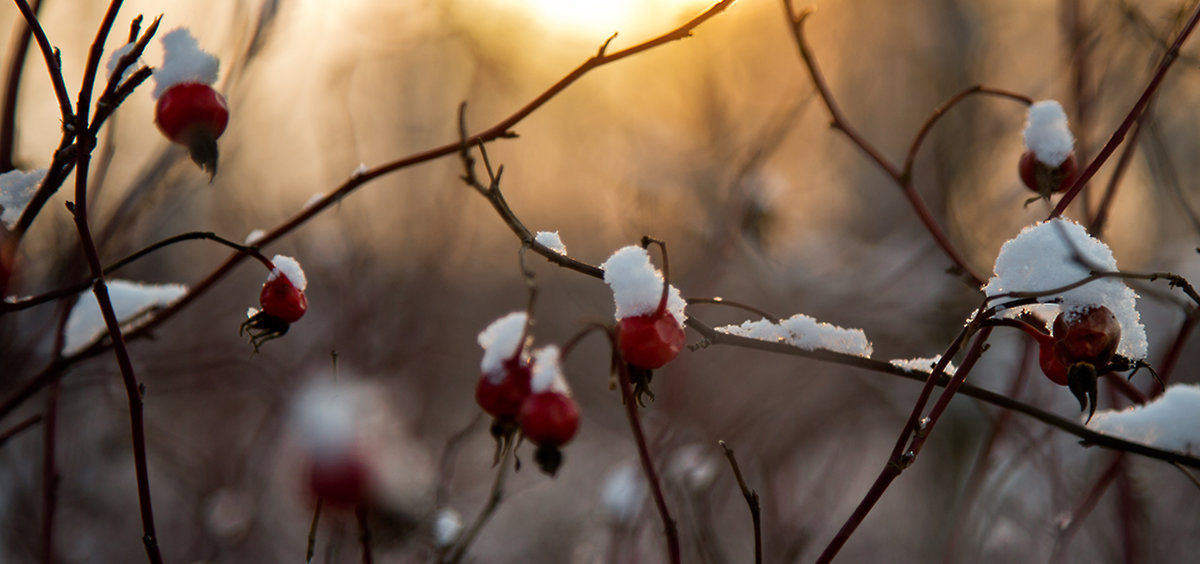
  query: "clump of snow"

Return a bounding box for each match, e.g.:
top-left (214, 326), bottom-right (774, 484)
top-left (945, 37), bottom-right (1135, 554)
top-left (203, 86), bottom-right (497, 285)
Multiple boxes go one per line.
top-left (0, 168), bottom-right (47, 230)
top-left (291, 381), bottom-right (358, 461)
top-left (600, 246), bottom-right (686, 325)
top-left (434, 508), bottom-right (463, 547)
top-left (303, 192), bottom-right (325, 210)
top-left (889, 356), bottom-right (957, 376)
top-left (983, 218), bottom-right (1147, 359)
top-left (1088, 384), bottom-right (1200, 454)
top-left (534, 231), bottom-right (568, 255)
top-left (477, 312), bottom-right (528, 377)
top-left (243, 229), bottom-right (265, 245)
top-left (530, 346), bottom-right (569, 394)
top-left (152, 28), bottom-right (220, 98)
top-left (63, 280), bottom-right (188, 355)
top-left (1023, 100), bottom-right (1074, 167)
top-left (352, 163), bottom-right (369, 177)
top-left (105, 42), bottom-right (140, 83)
top-left (601, 462), bottom-right (646, 525)
top-left (717, 313), bottom-right (873, 358)
top-left (268, 255), bottom-right (307, 291)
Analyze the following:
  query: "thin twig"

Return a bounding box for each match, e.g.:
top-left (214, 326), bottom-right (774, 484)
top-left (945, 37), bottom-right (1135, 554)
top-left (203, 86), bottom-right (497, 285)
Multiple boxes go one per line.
top-left (1171, 462), bottom-right (1200, 491)
top-left (0, 0), bottom-right (41, 170)
top-left (718, 440), bottom-right (762, 564)
top-left (305, 499), bottom-right (322, 564)
top-left (0, 413), bottom-right (42, 447)
top-left (443, 447), bottom-right (513, 564)
top-left (1050, 0), bottom-right (1200, 218)
top-left (10, 0), bottom-right (71, 120)
top-left (902, 85), bottom-right (1032, 182)
top-left (356, 506), bottom-right (373, 564)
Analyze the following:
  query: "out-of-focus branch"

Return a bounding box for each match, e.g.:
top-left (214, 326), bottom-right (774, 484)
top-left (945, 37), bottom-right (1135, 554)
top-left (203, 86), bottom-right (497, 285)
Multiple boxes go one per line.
top-left (719, 440), bottom-right (762, 564)
top-left (780, 1), bottom-right (986, 287)
top-left (1050, 0), bottom-right (1200, 218)
top-left (10, 0), bottom-right (70, 121)
top-left (443, 447), bottom-right (512, 564)
top-left (1, 0), bottom-right (40, 170)
top-left (902, 85), bottom-right (1032, 182)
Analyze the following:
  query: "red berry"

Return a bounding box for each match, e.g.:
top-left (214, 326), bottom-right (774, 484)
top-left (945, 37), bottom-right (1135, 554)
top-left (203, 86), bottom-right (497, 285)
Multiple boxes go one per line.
top-left (1019, 151), bottom-right (1077, 195)
top-left (618, 312), bottom-right (685, 370)
top-left (519, 391), bottom-right (580, 447)
top-left (308, 454), bottom-right (370, 510)
top-left (1038, 340), bottom-right (1068, 386)
top-left (155, 82), bottom-right (229, 175)
top-left (475, 359), bottom-right (532, 420)
top-left (259, 274), bottom-right (307, 323)
top-left (1052, 305), bottom-right (1120, 369)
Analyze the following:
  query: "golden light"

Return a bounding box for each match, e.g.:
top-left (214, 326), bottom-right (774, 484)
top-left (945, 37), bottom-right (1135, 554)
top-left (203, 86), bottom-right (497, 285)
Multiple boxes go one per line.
top-left (500, 0), bottom-right (714, 38)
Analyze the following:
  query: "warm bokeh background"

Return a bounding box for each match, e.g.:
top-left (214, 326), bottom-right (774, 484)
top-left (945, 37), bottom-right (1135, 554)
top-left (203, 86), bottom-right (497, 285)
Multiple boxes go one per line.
top-left (4, 0), bottom-right (1200, 562)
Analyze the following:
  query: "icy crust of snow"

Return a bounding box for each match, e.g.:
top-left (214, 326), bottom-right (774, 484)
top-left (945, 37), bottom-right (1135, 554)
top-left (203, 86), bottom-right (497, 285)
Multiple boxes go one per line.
top-left (434, 508), bottom-right (463, 547)
top-left (983, 218), bottom-right (1147, 360)
top-left (292, 381), bottom-right (357, 461)
top-left (64, 280), bottom-right (187, 355)
top-left (716, 314), bottom-right (873, 358)
top-left (477, 312), bottom-right (528, 377)
top-left (1088, 384), bottom-right (1200, 455)
top-left (530, 346), bottom-right (569, 394)
top-left (889, 356), bottom-right (957, 376)
top-left (534, 231), bottom-right (567, 255)
top-left (1023, 100), bottom-right (1074, 167)
top-left (600, 246), bottom-right (686, 325)
top-left (268, 255), bottom-right (307, 291)
top-left (152, 28), bottom-right (220, 98)
top-left (0, 168), bottom-right (47, 229)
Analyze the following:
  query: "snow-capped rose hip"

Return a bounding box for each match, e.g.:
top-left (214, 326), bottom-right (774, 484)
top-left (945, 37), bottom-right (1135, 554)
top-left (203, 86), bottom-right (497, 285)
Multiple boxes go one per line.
top-left (520, 346), bottom-right (580, 476)
top-left (475, 359), bottom-right (531, 421)
top-left (152, 28), bottom-right (227, 178)
top-left (1052, 305), bottom-right (1121, 369)
top-left (1020, 100), bottom-right (1077, 199)
top-left (1019, 150), bottom-right (1077, 195)
top-left (241, 255), bottom-right (308, 351)
top-left (476, 313), bottom-right (533, 421)
top-left (155, 82), bottom-right (228, 175)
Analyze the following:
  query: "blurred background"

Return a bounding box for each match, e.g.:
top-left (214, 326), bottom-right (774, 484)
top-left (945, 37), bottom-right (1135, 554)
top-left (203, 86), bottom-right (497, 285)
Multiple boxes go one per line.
top-left (3, 0), bottom-right (1200, 562)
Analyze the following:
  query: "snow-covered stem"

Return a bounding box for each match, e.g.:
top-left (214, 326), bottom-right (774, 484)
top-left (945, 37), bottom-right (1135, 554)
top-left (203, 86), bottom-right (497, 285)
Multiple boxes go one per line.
top-left (442, 446), bottom-right (512, 564)
top-left (1050, 0), bottom-right (1200, 218)
top-left (718, 440), bottom-right (762, 564)
top-left (986, 268), bottom-right (1200, 310)
top-left (356, 506), bottom-right (373, 564)
top-left (781, 1), bottom-right (985, 287)
top-left (614, 354), bottom-right (680, 564)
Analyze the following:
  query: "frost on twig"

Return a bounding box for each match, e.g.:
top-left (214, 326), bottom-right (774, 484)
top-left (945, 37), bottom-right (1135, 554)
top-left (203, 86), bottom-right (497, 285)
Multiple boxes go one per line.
top-left (983, 218), bottom-right (1147, 360)
top-left (889, 356), bottom-right (957, 376)
top-left (1088, 384), bottom-right (1200, 455)
top-left (716, 314), bottom-right (873, 358)
top-left (64, 280), bottom-right (188, 355)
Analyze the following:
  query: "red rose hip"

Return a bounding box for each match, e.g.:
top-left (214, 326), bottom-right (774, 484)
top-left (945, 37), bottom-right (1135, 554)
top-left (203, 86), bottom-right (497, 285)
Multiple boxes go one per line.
top-left (156, 82), bottom-right (229, 176)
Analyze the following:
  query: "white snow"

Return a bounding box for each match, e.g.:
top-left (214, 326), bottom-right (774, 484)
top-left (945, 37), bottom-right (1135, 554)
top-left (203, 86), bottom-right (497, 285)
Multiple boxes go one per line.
top-left (292, 380), bottom-right (358, 461)
top-left (152, 28), bottom-right (220, 98)
top-left (600, 246), bottom-right (686, 325)
top-left (534, 231), bottom-right (568, 255)
top-left (665, 444), bottom-right (718, 492)
top-left (530, 346), bottom-right (569, 394)
top-left (601, 462), bottom-right (646, 525)
top-left (477, 312), bottom-right (529, 377)
top-left (889, 356), bottom-right (957, 376)
top-left (983, 218), bottom-right (1147, 359)
top-left (716, 313), bottom-right (873, 358)
top-left (267, 255), bottom-right (307, 291)
top-left (105, 42), bottom-right (139, 83)
top-left (1023, 100), bottom-right (1074, 167)
top-left (243, 229), bottom-right (265, 245)
top-left (0, 168), bottom-right (47, 230)
top-left (352, 163), bottom-right (369, 177)
top-left (303, 193), bottom-right (325, 210)
top-left (63, 279), bottom-right (188, 355)
top-left (1088, 384), bottom-right (1200, 455)
top-left (434, 508), bottom-right (463, 547)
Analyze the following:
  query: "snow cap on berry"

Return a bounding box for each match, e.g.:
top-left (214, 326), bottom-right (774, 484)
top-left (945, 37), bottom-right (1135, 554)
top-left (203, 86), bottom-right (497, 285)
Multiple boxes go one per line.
top-left (984, 218), bottom-right (1147, 359)
top-left (152, 28), bottom-right (220, 98)
top-left (1022, 100), bottom-right (1074, 167)
top-left (268, 254), bottom-right (307, 291)
top-left (477, 312), bottom-right (529, 378)
top-left (0, 168), bottom-right (47, 230)
top-left (292, 381), bottom-right (359, 461)
top-left (601, 245), bottom-right (686, 325)
top-left (530, 346), bottom-right (569, 394)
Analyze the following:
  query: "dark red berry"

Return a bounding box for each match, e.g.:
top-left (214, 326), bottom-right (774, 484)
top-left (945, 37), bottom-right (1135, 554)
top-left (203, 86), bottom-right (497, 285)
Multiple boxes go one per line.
top-left (475, 360), bottom-right (532, 420)
top-left (1019, 151), bottom-right (1077, 195)
top-left (260, 274), bottom-right (307, 323)
top-left (156, 82), bottom-right (229, 176)
top-left (618, 312), bottom-right (685, 370)
top-left (309, 454), bottom-right (370, 510)
top-left (1052, 305), bottom-right (1120, 369)
top-left (519, 391), bottom-right (580, 447)
top-left (1038, 340), bottom-right (1068, 386)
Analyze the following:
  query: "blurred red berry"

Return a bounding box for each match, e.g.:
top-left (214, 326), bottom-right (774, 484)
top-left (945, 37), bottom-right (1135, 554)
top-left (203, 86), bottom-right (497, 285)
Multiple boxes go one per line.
top-left (259, 273), bottom-right (307, 323)
top-left (519, 391), bottom-right (580, 447)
